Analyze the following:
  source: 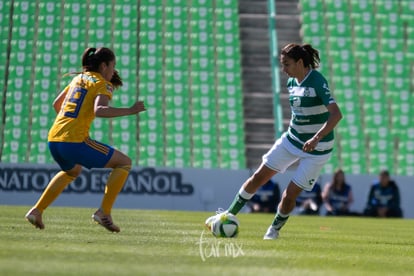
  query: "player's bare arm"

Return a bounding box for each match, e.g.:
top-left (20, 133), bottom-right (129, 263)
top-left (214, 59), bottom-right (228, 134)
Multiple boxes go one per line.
top-left (94, 94), bottom-right (146, 118)
top-left (52, 88), bottom-right (68, 113)
top-left (303, 103), bottom-right (342, 152)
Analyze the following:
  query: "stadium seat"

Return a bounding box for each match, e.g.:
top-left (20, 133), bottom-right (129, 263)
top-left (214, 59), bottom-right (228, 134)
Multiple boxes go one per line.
top-left (299, 0), bottom-right (323, 10)
top-left (1, 0), bottom-right (245, 170)
top-left (299, 0), bottom-right (414, 175)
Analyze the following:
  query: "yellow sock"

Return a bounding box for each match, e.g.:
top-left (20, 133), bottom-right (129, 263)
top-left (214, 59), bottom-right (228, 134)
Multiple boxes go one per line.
top-left (100, 165), bottom-right (131, 214)
top-left (34, 171), bottom-right (76, 212)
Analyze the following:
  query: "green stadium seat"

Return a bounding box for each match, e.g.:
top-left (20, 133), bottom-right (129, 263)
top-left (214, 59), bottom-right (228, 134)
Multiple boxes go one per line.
top-left (216, 0), bottom-right (236, 9)
top-left (1, 143), bottom-right (27, 163)
top-left (375, 0), bottom-right (400, 14)
top-left (324, 0), bottom-right (349, 11)
top-left (327, 36), bottom-right (352, 52)
top-left (192, 118), bottom-right (217, 136)
top-left (380, 22), bottom-right (404, 39)
top-left (139, 127), bottom-right (162, 148)
top-left (387, 89), bottom-right (409, 110)
top-left (301, 10), bottom-right (324, 28)
top-left (215, 8), bottom-right (238, 23)
top-left (339, 128), bottom-right (365, 151)
top-left (165, 155), bottom-right (189, 169)
top-left (391, 112), bottom-right (410, 134)
top-left (385, 63), bottom-right (410, 79)
top-left (401, 0), bottom-right (414, 14)
top-left (359, 62), bottom-right (383, 77)
top-left (165, 56), bottom-right (188, 71)
top-left (303, 35), bottom-right (326, 53)
top-left (333, 87), bottom-right (358, 104)
top-left (321, 146), bottom-right (339, 174)
top-left (165, 130), bottom-right (191, 146)
top-left (28, 152), bottom-right (54, 164)
top-left (191, 57), bottom-right (215, 72)
top-left (349, 0), bottom-right (372, 13)
top-left (369, 155), bottom-right (394, 175)
top-left (192, 131), bottom-right (216, 147)
top-left (301, 21), bottom-right (326, 37)
top-left (1, 0), bottom-right (246, 169)
top-left (396, 156), bottom-right (414, 176)
top-left (190, 71), bottom-right (214, 87)
top-left (354, 37), bottom-right (378, 53)
top-left (190, 18), bottom-right (212, 35)
top-left (331, 60), bottom-right (355, 76)
top-left (299, 0), bottom-right (323, 10)
top-left (380, 38), bottom-right (404, 53)
top-left (30, 128), bottom-right (49, 142)
top-left (112, 130), bottom-right (134, 145)
top-left (193, 147), bottom-right (219, 169)
top-left (219, 147), bottom-right (245, 170)
top-left (164, 0), bottom-right (188, 7)
top-left (341, 149), bottom-right (367, 171)
top-left (164, 29), bottom-right (187, 44)
top-left (140, 142), bottom-right (164, 158)
top-left (359, 76), bottom-right (384, 94)
top-left (328, 48), bottom-right (354, 63)
top-left (337, 119), bottom-right (363, 137)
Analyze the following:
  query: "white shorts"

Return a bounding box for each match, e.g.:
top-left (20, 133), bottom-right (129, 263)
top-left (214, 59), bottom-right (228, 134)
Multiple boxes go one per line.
top-left (262, 133), bottom-right (332, 191)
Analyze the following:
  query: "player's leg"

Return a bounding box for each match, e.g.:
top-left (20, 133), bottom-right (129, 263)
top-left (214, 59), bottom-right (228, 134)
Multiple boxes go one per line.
top-left (227, 164), bottom-right (277, 215)
top-left (26, 142), bottom-right (81, 229)
top-left (205, 135), bottom-right (298, 231)
top-left (264, 152), bottom-right (331, 239)
top-left (92, 149), bottom-right (131, 232)
top-left (77, 137), bottom-right (131, 232)
top-left (33, 166), bottom-right (81, 212)
top-left (227, 135), bottom-right (299, 215)
top-left (100, 149), bottom-right (132, 215)
top-left (263, 182), bottom-right (303, 239)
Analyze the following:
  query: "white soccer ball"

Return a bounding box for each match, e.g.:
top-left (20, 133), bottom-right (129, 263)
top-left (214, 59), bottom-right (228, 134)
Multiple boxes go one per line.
top-left (211, 213), bottom-right (239, 238)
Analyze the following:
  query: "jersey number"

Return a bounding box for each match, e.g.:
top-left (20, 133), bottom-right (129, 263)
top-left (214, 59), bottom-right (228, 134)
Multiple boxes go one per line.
top-left (63, 87), bottom-right (87, 118)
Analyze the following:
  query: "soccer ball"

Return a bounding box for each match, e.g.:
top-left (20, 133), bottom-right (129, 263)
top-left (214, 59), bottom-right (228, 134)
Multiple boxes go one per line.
top-left (211, 213), bottom-right (239, 238)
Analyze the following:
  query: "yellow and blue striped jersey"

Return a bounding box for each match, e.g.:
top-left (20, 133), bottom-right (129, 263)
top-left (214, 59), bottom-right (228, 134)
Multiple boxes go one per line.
top-left (48, 71), bottom-right (113, 142)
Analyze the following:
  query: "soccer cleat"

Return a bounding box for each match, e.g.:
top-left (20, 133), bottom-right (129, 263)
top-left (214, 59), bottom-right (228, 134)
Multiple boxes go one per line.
top-left (263, 225), bottom-right (279, 240)
top-left (25, 207), bottom-right (45, 230)
top-left (92, 209), bottom-right (120, 233)
top-left (205, 208), bottom-right (228, 231)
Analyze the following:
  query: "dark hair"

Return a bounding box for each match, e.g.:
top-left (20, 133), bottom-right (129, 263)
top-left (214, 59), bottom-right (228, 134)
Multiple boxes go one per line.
top-left (281, 43), bottom-right (320, 69)
top-left (80, 47), bottom-right (123, 88)
top-left (111, 70), bottom-right (123, 89)
top-left (330, 168), bottom-right (345, 191)
top-left (379, 170), bottom-right (390, 177)
top-left (81, 47), bottom-right (116, 72)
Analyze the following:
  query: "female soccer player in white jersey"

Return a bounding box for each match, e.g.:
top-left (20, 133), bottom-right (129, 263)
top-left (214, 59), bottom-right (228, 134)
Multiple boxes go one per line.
top-left (206, 43), bottom-right (343, 239)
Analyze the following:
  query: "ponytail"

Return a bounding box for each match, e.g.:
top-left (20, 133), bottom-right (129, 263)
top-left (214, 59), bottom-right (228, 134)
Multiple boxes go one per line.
top-left (281, 43), bottom-right (320, 69)
top-left (81, 47), bottom-right (116, 72)
top-left (81, 47), bottom-right (97, 71)
top-left (110, 70), bottom-right (123, 89)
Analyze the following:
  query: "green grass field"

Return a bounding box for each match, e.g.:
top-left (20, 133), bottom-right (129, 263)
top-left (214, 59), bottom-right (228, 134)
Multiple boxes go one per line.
top-left (1, 205), bottom-right (413, 276)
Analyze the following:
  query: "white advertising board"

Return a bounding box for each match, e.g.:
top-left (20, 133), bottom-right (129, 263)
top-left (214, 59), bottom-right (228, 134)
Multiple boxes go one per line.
top-left (1, 164), bottom-right (413, 218)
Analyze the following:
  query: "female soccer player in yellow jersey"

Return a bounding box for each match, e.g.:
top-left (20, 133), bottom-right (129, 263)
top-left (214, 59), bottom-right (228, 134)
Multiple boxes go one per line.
top-left (25, 47), bottom-right (146, 232)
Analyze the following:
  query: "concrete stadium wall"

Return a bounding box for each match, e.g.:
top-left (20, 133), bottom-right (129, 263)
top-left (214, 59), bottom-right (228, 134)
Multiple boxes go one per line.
top-left (1, 164), bottom-right (413, 218)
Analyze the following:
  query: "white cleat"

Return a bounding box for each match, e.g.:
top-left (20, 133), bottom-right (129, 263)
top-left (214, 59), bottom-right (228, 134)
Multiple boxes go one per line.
top-left (205, 208), bottom-right (228, 231)
top-left (263, 225), bottom-right (279, 240)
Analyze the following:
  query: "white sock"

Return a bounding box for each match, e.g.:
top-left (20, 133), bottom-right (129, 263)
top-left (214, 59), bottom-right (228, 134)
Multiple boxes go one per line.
top-left (277, 207), bottom-right (290, 218)
top-left (239, 187), bottom-right (254, 200)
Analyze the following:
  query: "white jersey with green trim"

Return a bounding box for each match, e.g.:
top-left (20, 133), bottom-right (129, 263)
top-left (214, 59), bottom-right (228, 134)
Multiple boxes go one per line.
top-left (286, 70), bottom-right (336, 155)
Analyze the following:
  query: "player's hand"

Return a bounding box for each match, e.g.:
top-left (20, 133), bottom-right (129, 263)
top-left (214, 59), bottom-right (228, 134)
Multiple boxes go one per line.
top-left (130, 101), bottom-right (146, 114)
top-left (302, 136), bottom-right (320, 152)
